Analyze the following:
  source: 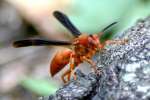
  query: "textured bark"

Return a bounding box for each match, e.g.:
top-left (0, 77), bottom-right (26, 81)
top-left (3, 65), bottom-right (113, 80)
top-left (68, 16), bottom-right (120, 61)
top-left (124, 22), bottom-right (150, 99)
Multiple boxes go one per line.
top-left (41, 16), bottom-right (150, 100)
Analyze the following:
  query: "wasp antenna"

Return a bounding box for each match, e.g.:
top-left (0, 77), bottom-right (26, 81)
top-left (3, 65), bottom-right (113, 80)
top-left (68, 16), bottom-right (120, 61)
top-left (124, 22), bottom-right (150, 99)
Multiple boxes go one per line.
top-left (102, 22), bottom-right (118, 32)
top-left (98, 22), bottom-right (118, 37)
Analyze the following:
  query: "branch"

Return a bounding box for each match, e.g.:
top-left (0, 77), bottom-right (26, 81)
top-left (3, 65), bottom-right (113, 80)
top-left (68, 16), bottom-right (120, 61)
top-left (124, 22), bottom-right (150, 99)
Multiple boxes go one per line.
top-left (41, 16), bottom-right (150, 100)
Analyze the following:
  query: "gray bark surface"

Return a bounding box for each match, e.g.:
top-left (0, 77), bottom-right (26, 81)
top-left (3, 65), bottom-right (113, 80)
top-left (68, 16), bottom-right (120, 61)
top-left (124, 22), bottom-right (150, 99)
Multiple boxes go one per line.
top-left (42, 16), bottom-right (150, 100)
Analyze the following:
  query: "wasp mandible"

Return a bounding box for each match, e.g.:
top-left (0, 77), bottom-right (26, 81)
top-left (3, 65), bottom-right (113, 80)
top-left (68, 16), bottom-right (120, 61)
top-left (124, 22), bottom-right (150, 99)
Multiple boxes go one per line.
top-left (13, 11), bottom-right (127, 83)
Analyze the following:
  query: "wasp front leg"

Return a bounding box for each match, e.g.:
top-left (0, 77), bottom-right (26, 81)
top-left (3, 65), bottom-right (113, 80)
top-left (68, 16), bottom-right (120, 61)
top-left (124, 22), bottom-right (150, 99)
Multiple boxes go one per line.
top-left (82, 56), bottom-right (100, 74)
top-left (105, 39), bottom-right (128, 45)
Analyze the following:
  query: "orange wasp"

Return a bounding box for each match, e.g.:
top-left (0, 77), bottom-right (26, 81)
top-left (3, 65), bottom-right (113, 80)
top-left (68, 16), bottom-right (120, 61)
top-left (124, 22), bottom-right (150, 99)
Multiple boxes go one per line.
top-left (13, 11), bottom-right (127, 83)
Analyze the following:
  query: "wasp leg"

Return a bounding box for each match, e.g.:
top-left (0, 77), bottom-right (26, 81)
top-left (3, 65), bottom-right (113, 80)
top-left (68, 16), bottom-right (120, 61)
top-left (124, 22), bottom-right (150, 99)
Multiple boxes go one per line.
top-left (69, 53), bottom-right (76, 81)
top-left (61, 69), bottom-right (71, 83)
top-left (82, 56), bottom-right (97, 73)
top-left (61, 53), bottom-right (76, 83)
top-left (105, 39), bottom-right (128, 45)
top-left (82, 56), bottom-right (103, 75)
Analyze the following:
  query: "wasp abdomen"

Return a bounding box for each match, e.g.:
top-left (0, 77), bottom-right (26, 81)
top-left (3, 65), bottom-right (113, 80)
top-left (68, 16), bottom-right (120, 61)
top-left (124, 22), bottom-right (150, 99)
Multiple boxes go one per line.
top-left (50, 48), bottom-right (73, 76)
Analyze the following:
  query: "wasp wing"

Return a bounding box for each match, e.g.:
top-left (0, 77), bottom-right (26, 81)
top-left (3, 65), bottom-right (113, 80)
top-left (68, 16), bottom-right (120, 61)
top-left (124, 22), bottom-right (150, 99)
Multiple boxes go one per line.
top-left (53, 11), bottom-right (81, 37)
top-left (13, 39), bottom-right (72, 48)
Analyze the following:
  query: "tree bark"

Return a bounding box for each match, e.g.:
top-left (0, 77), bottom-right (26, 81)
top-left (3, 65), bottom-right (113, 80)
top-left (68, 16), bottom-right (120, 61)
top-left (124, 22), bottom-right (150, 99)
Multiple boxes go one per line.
top-left (42, 16), bottom-right (150, 100)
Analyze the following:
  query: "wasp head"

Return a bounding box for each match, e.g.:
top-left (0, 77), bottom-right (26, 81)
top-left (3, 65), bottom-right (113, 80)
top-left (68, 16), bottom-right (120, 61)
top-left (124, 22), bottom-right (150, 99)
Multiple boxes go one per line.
top-left (88, 34), bottom-right (100, 50)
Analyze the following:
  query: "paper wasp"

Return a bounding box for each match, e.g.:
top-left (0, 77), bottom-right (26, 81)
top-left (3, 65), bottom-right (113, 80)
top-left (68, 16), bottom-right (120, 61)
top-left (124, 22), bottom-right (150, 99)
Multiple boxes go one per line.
top-left (13, 11), bottom-right (127, 83)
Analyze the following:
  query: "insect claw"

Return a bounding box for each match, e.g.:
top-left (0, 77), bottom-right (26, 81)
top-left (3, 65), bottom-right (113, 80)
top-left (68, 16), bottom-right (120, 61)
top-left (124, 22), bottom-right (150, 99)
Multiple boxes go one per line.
top-left (124, 39), bottom-right (129, 43)
top-left (120, 39), bottom-right (129, 45)
top-left (73, 73), bottom-right (77, 80)
top-left (95, 67), bottom-right (103, 76)
top-left (61, 76), bottom-right (67, 83)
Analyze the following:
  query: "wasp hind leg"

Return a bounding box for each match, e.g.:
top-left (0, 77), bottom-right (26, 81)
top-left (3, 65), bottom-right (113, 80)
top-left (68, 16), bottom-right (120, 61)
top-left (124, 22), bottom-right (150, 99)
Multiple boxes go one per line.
top-left (69, 53), bottom-right (77, 81)
top-left (61, 66), bottom-right (76, 83)
top-left (61, 53), bottom-right (76, 83)
top-left (61, 69), bottom-right (71, 83)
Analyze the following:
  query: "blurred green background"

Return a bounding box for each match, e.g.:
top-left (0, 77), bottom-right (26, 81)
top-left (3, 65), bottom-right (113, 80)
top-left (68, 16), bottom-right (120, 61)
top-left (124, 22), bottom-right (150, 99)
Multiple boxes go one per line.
top-left (0, 0), bottom-right (150, 100)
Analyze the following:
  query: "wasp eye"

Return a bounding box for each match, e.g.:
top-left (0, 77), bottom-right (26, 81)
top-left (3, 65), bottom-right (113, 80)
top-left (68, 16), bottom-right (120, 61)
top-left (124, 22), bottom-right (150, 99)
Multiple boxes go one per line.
top-left (89, 34), bottom-right (93, 37)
